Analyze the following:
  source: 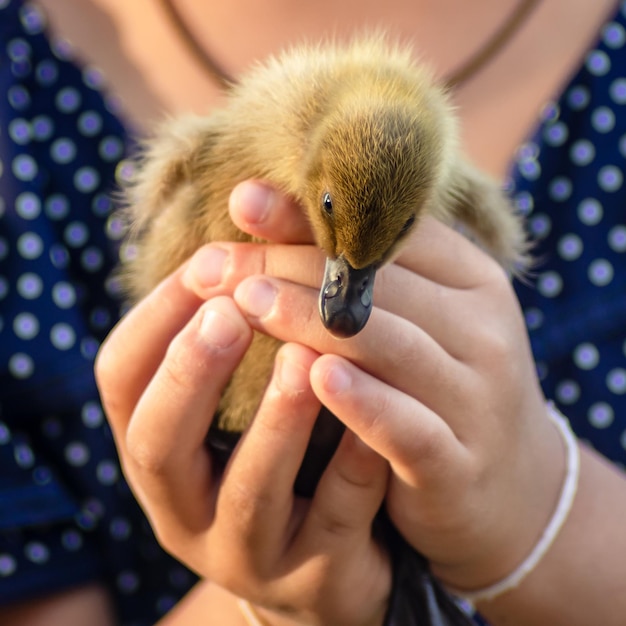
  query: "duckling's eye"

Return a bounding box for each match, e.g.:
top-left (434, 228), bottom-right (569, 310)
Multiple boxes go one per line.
top-left (400, 215), bottom-right (415, 235)
top-left (322, 192), bottom-right (333, 215)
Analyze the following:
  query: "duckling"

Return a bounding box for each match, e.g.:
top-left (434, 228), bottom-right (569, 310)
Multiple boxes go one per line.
top-left (121, 34), bottom-right (528, 443)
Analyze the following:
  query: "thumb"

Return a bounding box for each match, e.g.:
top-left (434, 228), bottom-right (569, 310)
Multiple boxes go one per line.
top-left (229, 180), bottom-right (314, 243)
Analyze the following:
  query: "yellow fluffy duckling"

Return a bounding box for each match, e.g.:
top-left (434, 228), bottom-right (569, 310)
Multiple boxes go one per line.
top-left (121, 36), bottom-right (528, 439)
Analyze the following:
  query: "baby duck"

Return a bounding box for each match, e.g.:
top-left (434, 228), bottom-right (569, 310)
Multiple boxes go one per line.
top-left (121, 35), bottom-right (528, 437)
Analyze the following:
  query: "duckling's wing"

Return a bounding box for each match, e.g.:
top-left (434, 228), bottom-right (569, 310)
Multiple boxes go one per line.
top-left (435, 157), bottom-right (531, 277)
top-left (120, 114), bottom-right (242, 301)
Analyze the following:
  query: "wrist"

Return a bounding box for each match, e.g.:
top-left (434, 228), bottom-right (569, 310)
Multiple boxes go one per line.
top-left (480, 444), bottom-right (626, 624)
top-left (431, 402), bottom-right (574, 596)
top-left (447, 404), bottom-right (580, 604)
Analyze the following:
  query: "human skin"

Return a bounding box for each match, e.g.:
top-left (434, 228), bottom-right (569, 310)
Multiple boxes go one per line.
top-left (95, 179), bottom-right (626, 625)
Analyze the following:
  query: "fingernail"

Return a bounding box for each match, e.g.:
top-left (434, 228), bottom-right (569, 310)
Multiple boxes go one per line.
top-left (277, 355), bottom-right (310, 393)
top-left (235, 278), bottom-right (277, 318)
top-left (231, 182), bottom-right (274, 224)
top-left (184, 246), bottom-right (228, 289)
top-left (200, 308), bottom-right (242, 350)
top-left (324, 362), bottom-right (352, 394)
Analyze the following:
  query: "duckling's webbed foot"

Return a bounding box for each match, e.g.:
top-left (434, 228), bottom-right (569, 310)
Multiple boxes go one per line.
top-left (320, 255), bottom-right (376, 338)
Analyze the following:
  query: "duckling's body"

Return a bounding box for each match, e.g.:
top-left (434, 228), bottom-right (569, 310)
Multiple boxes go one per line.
top-left (122, 36), bottom-right (528, 435)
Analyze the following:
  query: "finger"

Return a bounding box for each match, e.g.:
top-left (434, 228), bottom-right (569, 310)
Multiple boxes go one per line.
top-left (182, 240), bottom-right (505, 361)
top-left (310, 355), bottom-right (477, 565)
top-left (229, 180), bottom-right (314, 243)
top-left (280, 430), bottom-right (390, 611)
top-left (123, 297), bottom-right (253, 533)
top-left (232, 275), bottom-right (475, 423)
top-left (298, 430), bottom-right (388, 546)
top-left (218, 343), bottom-right (322, 567)
top-left (396, 215), bottom-right (507, 289)
top-left (96, 263), bottom-right (204, 451)
top-left (182, 242), bottom-right (325, 302)
top-left (309, 354), bottom-right (469, 487)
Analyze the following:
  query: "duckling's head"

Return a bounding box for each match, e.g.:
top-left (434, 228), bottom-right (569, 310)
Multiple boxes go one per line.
top-left (302, 92), bottom-right (450, 337)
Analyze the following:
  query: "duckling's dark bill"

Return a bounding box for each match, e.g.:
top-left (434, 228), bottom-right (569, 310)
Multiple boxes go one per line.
top-left (319, 255), bottom-right (375, 338)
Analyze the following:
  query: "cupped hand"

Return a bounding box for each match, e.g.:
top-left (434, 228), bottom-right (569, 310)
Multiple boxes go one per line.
top-left (218, 180), bottom-right (565, 594)
top-left (96, 241), bottom-right (390, 624)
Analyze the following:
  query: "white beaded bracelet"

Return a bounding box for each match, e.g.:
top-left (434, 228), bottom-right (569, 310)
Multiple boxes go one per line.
top-left (448, 402), bottom-right (581, 604)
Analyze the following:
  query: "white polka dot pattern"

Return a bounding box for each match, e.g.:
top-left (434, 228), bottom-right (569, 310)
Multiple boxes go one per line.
top-left (0, 21), bottom-right (127, 382)
top-left (0, 1), bottom-right (196, 619)
top-left (511, 1), bottom-right (626, 467)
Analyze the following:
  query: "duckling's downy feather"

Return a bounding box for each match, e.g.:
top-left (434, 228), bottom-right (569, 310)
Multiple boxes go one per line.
top-left (121, 35), bottom-right (529, 432)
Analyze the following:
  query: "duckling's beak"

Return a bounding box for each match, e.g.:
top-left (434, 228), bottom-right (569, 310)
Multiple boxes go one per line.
top-left (319, 255), bottom-right (376, 338)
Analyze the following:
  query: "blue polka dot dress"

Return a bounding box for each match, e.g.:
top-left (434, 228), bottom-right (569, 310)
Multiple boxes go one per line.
top-left (511, 2), bottom-right (626, 467)
top-left (0, 1), bottom-right (196, 622)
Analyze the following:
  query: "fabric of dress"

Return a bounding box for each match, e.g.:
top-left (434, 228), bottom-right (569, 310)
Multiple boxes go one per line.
top-left (0, 1), bottom-right (196, 623)
top-left (511, 4), bottom-right (626, 465)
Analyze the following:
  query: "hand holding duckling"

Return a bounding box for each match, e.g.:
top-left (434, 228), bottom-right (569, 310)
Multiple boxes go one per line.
top-left (99, 233), bottom-right (393, 626)
top-left (221, 183), bottom-right (559, 604)
top-left (97, 179), bottom-right (558, 625)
